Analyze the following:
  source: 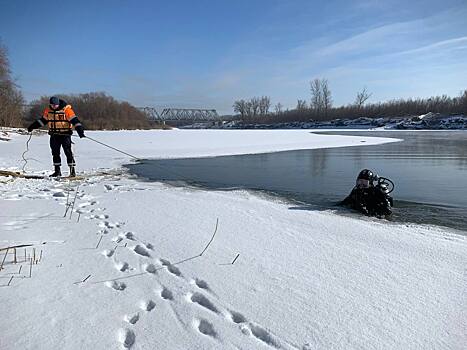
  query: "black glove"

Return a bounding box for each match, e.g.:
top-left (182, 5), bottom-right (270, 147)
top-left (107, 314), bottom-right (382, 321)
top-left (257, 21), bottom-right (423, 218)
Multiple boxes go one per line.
top-left (76, 125), bottom-right (85, 138)
top-left (27, 119), bottom-right (43, 133)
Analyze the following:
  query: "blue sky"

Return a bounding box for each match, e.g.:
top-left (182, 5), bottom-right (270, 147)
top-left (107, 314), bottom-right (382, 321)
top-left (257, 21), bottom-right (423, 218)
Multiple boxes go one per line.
top-left (1, 0), bottom-right (466, 114)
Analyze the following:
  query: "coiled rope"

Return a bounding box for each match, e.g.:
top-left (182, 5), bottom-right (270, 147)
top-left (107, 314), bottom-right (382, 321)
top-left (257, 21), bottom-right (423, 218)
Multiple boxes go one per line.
top-left (21, 132), bottom-right (33, 172)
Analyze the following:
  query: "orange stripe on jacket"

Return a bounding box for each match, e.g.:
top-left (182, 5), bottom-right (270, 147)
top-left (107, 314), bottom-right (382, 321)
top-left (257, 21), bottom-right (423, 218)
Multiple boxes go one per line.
top-left (43, 105), bottom-right (76, 134)
top-left (42, 105), bottom-right (76, 120)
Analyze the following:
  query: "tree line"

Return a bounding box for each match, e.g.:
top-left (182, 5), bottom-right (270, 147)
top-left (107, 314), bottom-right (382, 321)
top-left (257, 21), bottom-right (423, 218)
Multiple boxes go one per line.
top-left (234, 78), bottom-right (467, 124)
top-left (0, 44), bottom-right (24, 127)
top-left (25, 92), bottom-right (154, 130)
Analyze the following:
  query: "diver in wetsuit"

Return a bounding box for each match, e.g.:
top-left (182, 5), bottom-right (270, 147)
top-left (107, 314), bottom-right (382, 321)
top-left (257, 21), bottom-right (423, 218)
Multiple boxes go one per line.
top-left (341, 169), bottom-right (393, 217)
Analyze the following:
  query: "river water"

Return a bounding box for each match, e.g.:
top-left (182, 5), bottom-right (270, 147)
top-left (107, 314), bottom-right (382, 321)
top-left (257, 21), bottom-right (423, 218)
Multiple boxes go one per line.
top-left (125, 131), bottom-right (467, 233)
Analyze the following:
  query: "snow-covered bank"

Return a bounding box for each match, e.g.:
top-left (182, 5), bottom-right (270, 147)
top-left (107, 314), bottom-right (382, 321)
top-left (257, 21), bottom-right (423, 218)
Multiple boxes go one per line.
top-left (1, 130), bottom-right (465, 350)
top-left (193, 113), bottom-right (467, 130)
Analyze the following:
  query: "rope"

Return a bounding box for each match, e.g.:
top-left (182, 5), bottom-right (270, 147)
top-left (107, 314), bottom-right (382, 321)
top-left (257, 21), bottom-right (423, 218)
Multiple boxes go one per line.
top-left (199, 218), bottom-right (219, 256)
top-left (21, 133), bottom-right (32, 172)
top-left (73, 135), bottom-right (140, 160)
top-left (18, 131), bottom-right (193, 185)
top-left (73, 134), bottom-right (195, 183)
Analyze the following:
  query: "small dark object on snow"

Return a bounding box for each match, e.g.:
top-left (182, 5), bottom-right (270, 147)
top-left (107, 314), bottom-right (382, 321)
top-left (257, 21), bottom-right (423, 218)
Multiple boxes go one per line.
top-left (341, 169), bottom-right (394, 218)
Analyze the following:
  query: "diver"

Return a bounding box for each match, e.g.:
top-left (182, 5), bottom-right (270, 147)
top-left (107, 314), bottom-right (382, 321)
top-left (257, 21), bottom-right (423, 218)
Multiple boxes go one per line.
top-left (341, 169), bottom-right (394, 218)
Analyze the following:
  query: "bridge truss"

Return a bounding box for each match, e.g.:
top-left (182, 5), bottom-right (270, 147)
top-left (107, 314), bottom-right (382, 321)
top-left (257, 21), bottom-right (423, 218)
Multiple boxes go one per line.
top-left (140, 107), bottom-right (220, 121)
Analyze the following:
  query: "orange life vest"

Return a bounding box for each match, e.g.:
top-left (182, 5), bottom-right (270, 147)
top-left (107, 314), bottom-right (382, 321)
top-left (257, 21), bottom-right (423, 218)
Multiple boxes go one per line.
top-left (43, 105), bottom-right (76, 135)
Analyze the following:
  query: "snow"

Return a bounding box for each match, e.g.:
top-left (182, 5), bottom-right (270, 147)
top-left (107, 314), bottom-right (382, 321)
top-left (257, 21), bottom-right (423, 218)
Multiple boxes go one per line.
top-left (1, 129), bottom-right (465, 350)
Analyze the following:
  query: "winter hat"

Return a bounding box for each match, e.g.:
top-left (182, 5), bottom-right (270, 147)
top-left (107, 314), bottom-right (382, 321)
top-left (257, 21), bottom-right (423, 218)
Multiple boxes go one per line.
top-left (49, 96), bottom-right (60, 105)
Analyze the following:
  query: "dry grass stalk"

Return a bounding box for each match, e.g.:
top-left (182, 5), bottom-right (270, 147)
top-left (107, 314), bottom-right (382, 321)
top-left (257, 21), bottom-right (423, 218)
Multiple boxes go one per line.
top-left (95, 235), bottom-right (103, 249)
top-left (0, 247), bottom-right (9, 271)
top-left (29, 258), bottom-right (33, 278)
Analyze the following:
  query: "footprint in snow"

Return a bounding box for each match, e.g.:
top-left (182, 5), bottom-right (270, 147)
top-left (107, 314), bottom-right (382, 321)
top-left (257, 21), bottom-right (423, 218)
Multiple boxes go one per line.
top-left (124, 232), bottom-right (136, 240)
top-left (106, 280), bottom-right (126, 291)
top-left (133, 245), bottom-right (151, 257)
top-left (118, 328), bottom-right (135, 348)
top-left (115, 261), bottom-right (129, 272)
top-left (160, 259), bottom-right (182, 277)
top-left (140, 300), bottom-right (156, 312)
top-left (228, 310), bottom-right (247, 324)
top-left (99, 221), bottom-right (116, 229)
top-left (160, 287), bottom-right (174, 301)
top-left (189, 292), bottom-right (219, 314)
top-left (160, 258), bottom-right (171, 266)
top-left (196, 319), bottom-right (217, 338)
top-left (78, 201), bottom-right (97, 208)
top-left (248, 323), bottom-right (281, 348)
top-left (193, 278), bottom-right (210, 292)
top-left (102, 249), bottom-right (115, 258)
top-left (53, 191), bottom-right (66, 198)
top-left (123, 313), bottom-right (139, 325)
top-left (112, 236), bottom-right (123, 244)
top-left (144, 263), bottom-right (158, 274)
top-left (167, 264), bottom-right (181, 277)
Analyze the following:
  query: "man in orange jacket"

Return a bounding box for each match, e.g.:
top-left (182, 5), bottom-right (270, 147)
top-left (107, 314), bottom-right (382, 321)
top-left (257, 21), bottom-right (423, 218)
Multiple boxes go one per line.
top-left (27, 96), bottom-right (85, 177)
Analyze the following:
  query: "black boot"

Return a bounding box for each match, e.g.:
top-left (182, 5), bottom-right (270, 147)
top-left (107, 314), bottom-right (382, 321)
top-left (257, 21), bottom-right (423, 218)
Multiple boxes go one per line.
top-left (49, 165), bottom-right (61, 177)
top-left (69, 166), bottom-right (76, 177)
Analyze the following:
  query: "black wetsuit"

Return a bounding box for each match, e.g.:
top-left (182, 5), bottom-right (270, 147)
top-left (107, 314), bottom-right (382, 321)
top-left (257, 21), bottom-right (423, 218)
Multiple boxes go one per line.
top-left (342, 186), bottom-right (393, 217)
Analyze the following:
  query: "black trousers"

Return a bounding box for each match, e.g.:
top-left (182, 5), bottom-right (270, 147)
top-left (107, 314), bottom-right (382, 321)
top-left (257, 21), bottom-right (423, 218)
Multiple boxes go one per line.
top-left (50, 134), bottom-right (75, 167)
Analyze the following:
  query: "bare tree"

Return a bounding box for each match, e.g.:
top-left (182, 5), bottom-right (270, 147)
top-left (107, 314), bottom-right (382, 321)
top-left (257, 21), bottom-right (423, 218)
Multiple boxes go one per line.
top-left (274, 102), bottom-right (283, 114)
top-left (0, 42), bottom-right (24, 127)
top-left (310, 78), bottom-right (323, 116)
top-left (234, 96), bottom-right (271, 121)
top-left (233, 99), bottom-right (248, 120)
top-left (459, 89), bottom-right (467, 114)
top-left (259, 96), bottom-right (271, 115)
top-left (296, 99), bottom-right (307, 111)
top-left (310, 78), bottom-right (332, 118)
top-left (321, 79), bottom-right (332, 118)
top-left (354, 87), bottom-right (372, 108)
top-left (245, 101), bottom-right (253, 119)
top-left (250, 97), bottom-right (261, 117)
